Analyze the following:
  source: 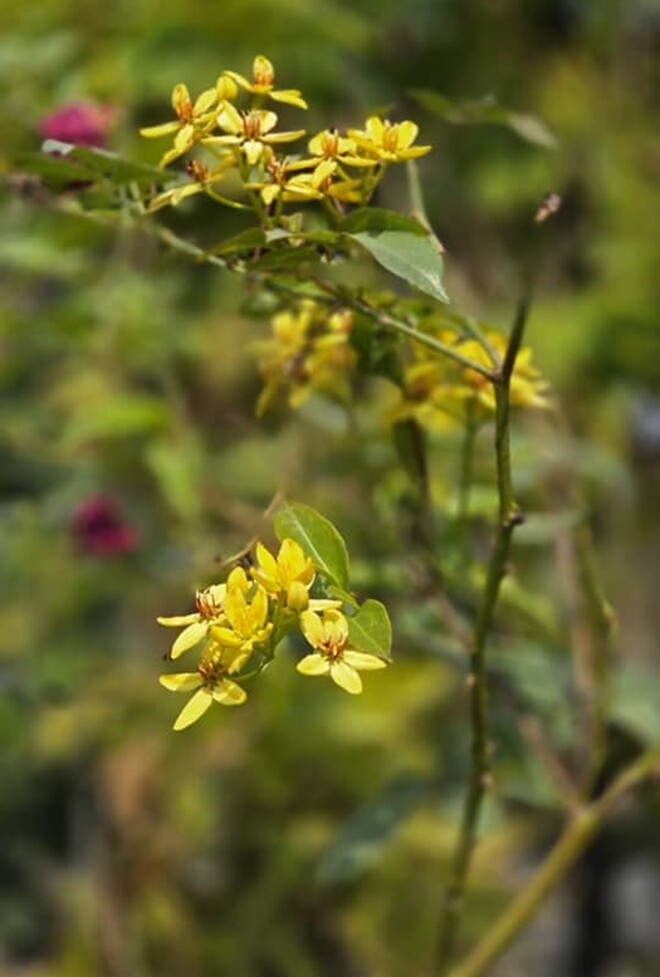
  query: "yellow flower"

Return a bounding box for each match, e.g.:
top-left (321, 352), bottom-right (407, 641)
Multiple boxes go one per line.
top-left (290, 128), bottom-right (378, 170)
top-left (222, 55), bottom-right (308, 109)
top-left (347, 117), bottom-right (431, 163)
top-left (252, 302), bottom-right (356, 414)
top-left (282, 158), bottom-right (364, 204)
top-left (140, 82), bottom-right (218, 166)
top-left (204, 104), bottom-right (305, 166)
top-left (159, 643), bottom-right (248, 731)
top-left (145, 156), bottom-right (236, 212)
top-left (458, 333), bottom-right (551, 411)
top-left (297, 609), bottom-right (387, 694)
top-left (157, 583), bottom-right (226, 660)
top-left (252, 538), bottom-right (314, 601)
top-left (211, 576), bottom-right (273, 652)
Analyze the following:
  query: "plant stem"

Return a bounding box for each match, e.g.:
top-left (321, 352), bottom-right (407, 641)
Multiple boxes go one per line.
top-left (436, 295), bottom-right (529, 972)
top-left (449, 746), bottom-right (660, 977)
top-left (56, 200), bottom-right (496, 380)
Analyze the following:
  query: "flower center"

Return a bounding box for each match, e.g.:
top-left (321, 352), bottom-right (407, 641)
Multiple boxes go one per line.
top-left (381, 124), bottom-right (399, 152)
top-left (195, 588), bottom-right (222, 618)
top-left (242, 111), bottom-right (264, 140)
top-left (322, 130), bottom-right (340, 157)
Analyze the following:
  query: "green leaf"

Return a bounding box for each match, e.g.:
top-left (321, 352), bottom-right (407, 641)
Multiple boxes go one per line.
top-left (207, 227), bottom-right (267, 256)
top-left (250, 246), bottom-right (323, 270)
top-left (19, 142), bottom-right (168, 186)
top-left (411, 90), bottom-right (556, 149)
top-left (274, 502), bottom-right (349, 590)
top-left (348, 228), bottom-right (448, 304)
top-left (347, 599), bottom-right (392, 661)
top-left (317, 776), bottom-right (431, 883)
top-left (611, 664), bottom-right (660, 745)
top-left (340, 207), bottom-right (427, 235)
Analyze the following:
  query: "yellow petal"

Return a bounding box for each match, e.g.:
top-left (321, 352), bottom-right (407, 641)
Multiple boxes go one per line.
top-left (255, 542), bottom-right (279, 583)
top-left (223, 69), bottom-right (250, 90)
top-left (365, 117), bottom-right (384, 142)
top-left (396, 120), bottom-right (419, 148)
top-left (212, 678), bottom-right (247, 706)
top-left (157, 614), bottom-right (198, 627)
top-left (269, 90), bottom-right (308, 110)
top-left (174, 124), bottom-right (195, 154)
top-left (260, 184), bottom-right (281, 206)
top-left (300, 610), bottom-right (324, 648)
top-left (171, 83), bottom-right (191, 115)
top-left (140, 121), bottom-right (180, 138)
top-left (170, 620), bottom-right (208, 659)
top-left (217, 102), bottom-right (242, 135)
top-left (194, 87), bottom-right (217, 115)
top-left (159, 145), bottom-right (186, 167)
top-left (330, 661), bottom-right (362, 694)
top-left (173, 688), bottom-right (213, 730)
top-left (297, 653), bottom-right (331, 676)
top-left (399, 145), bottom-right (431, 159)
top-left (210, 625), bottom-right (243, 647)
top-left (244, 140), bottom-right (264, 166)
top-left (265, 129), bottom-right (306, 144)
top-left (159, 672), bottom-right (202, 692)
top-left (342, 650), bottom-right (387, 671)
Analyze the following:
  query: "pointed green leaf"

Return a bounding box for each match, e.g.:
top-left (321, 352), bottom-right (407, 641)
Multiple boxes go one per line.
top-left (19, 142), bottom-right (169, 186)
top-left (340, 207), bottom-right (427, 235)
top-left (347, 600), bottom-right (392, 661)
top-left (207, 227), bottom-right (267, 256)
top-left (348, 228), bottom-right (448, 304)
top-left (274, 502), bottom-right (349, 590)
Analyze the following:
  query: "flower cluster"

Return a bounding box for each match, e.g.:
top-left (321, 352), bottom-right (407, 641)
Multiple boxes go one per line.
top-left (251, 300), bottom-right (356, 415)
top-left (158, 537), bottom-right (387, 730)
top-left (141, 55), bottom-right (430, 214)
top-left (392, 326), bottom-right (551, 431)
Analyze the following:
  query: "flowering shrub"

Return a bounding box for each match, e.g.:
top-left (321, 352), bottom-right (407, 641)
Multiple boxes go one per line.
top-left (17, 51), bottom-right (660, 977)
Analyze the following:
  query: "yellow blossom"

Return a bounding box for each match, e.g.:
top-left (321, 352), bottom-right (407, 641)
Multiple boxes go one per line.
top-left (204, 104), bottom-right (305, 165)
top-left (145, 156), bottom-right (237, 211)
top-left (282, 158), bottom-right (363, 204)
top-left (297, 609), bottom-right (387, 694)
top-left (222, 55), bottom-right (308, 109)
top-left (159, 642), bottom-right (248, 731)
top-left (157, 583), bottom-right (227, 660)
top-left (290, 128), bottom-right (378, 169)
top-left (140, 82), bottom-right (218, 167)
top-left (348, 117), bottom-right (431, 163)
top-left (458, 333), bottom-right (550, 411)
top-left (252, 538), bottom-right (314, 600)
top-left (210, 576), bottom-right (273, 652)
top-left (392, 328), bottom-right (550, 430)
top-left (252, 303), bottom-right (356, 414)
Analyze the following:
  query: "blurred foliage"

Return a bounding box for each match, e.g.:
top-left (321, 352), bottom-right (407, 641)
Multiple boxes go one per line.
top-left (1, 1), bottom-right (660, 976)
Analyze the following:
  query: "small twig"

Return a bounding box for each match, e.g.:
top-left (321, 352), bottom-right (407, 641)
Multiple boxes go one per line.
top-left (436, 290), bottom-right (529, 972)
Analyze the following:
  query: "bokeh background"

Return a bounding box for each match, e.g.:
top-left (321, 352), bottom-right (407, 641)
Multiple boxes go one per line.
top-left (2, 1), bottom-right (660, 975)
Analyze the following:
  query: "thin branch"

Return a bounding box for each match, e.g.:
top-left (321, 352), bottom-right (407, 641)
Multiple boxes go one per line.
top-left (435, 293), bottom-right (529, 972)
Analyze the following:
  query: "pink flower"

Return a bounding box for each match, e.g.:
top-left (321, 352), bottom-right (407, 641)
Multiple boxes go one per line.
top-left (71, 494), bottom-right (140, 556)
top-left (39, 101), bottom-right (118, 148)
